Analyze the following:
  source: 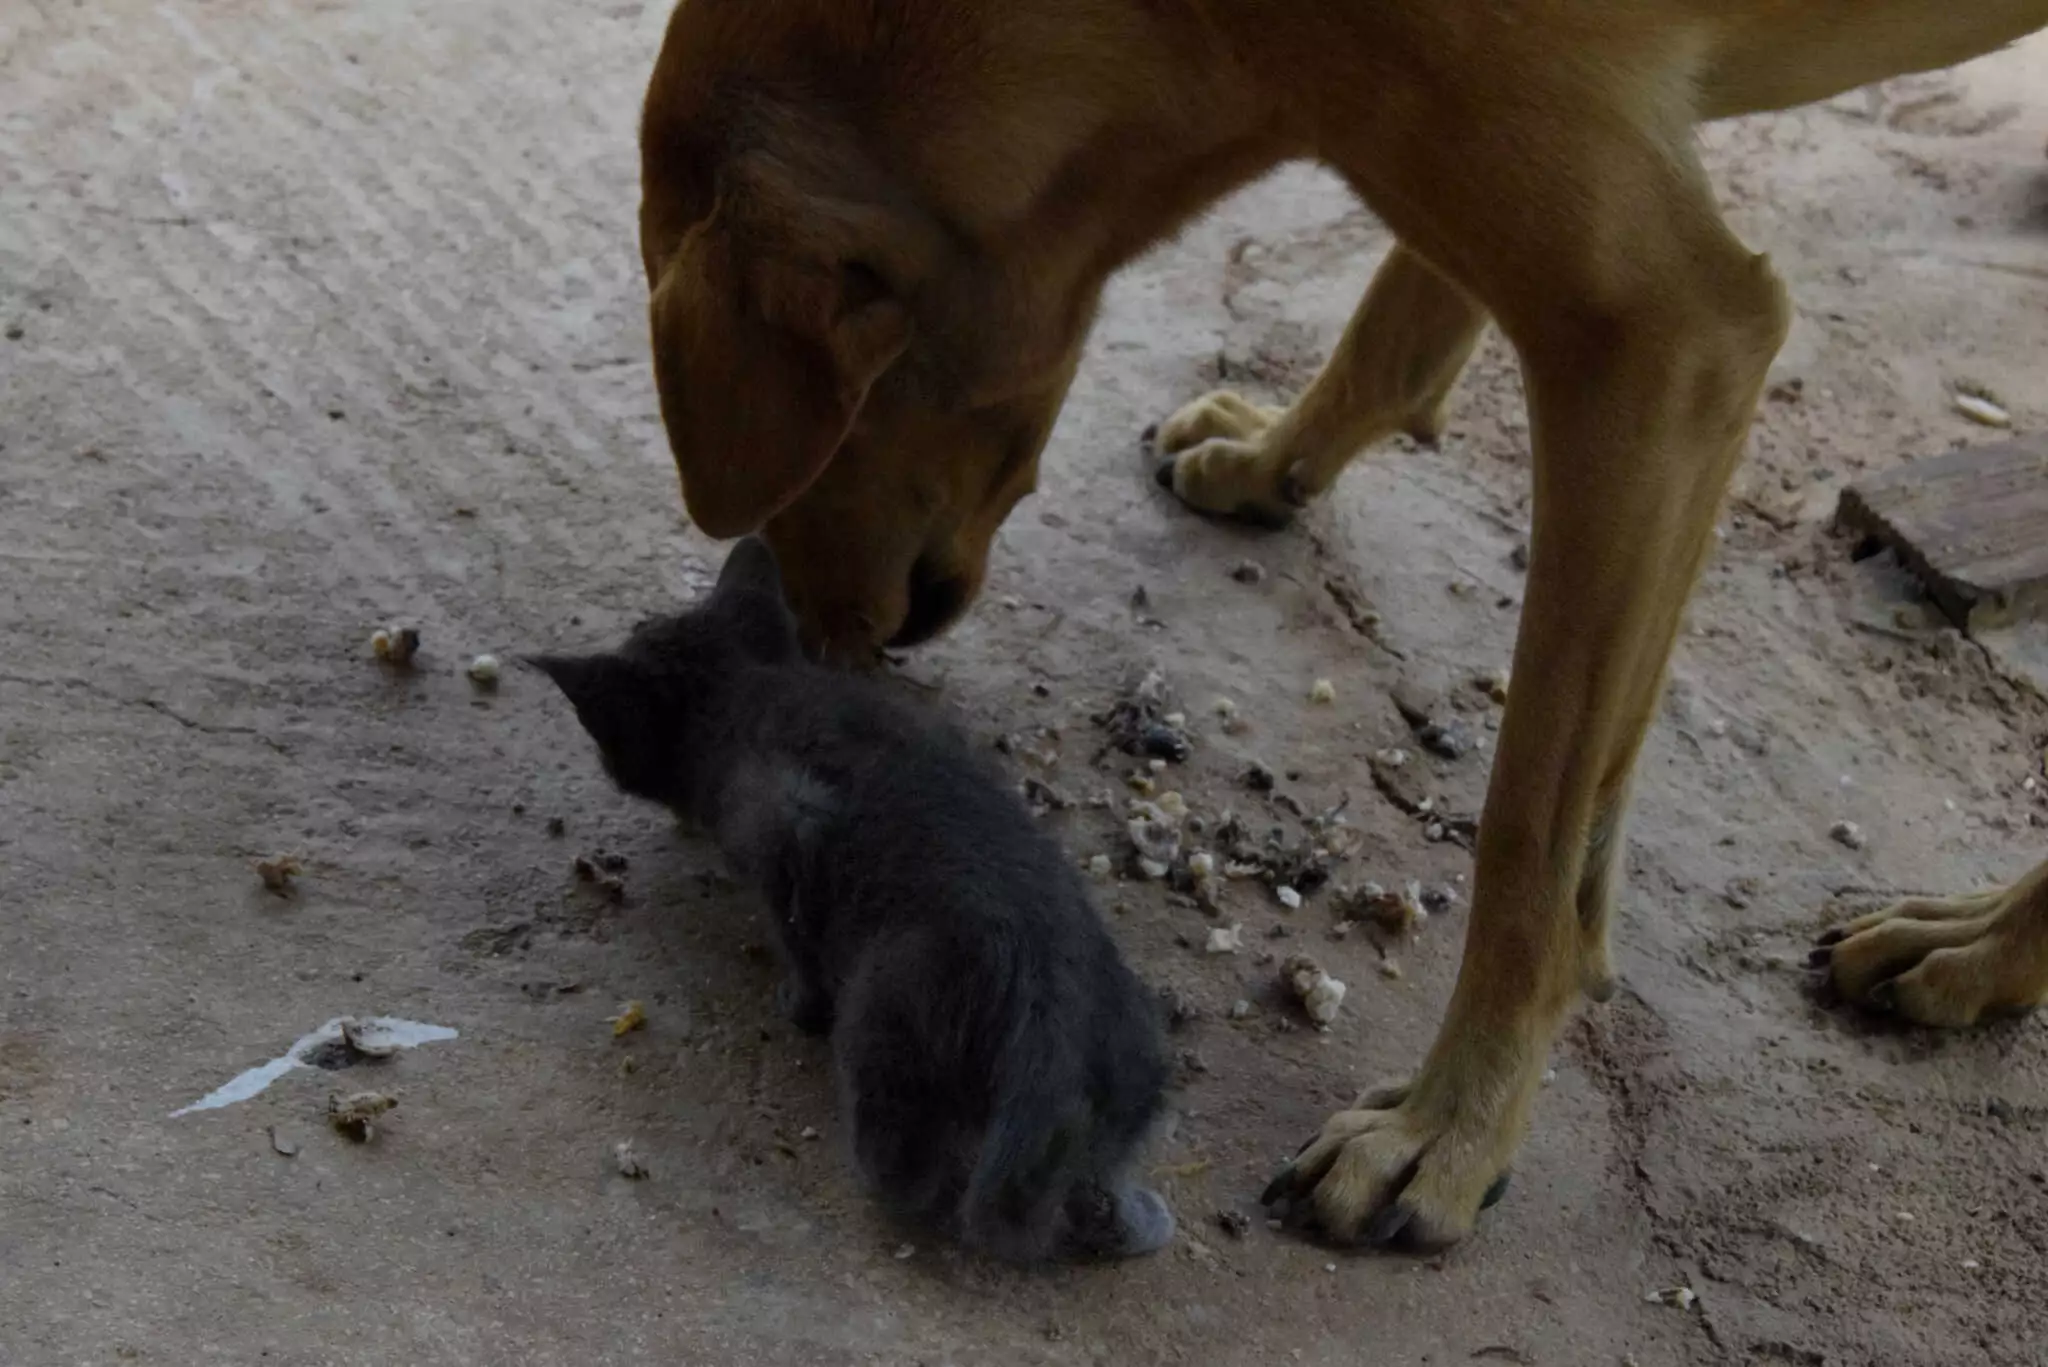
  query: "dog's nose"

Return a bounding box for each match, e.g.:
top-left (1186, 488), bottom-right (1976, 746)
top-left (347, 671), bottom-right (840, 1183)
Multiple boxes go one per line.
top-left (887, 556), bottom-right (971, 648)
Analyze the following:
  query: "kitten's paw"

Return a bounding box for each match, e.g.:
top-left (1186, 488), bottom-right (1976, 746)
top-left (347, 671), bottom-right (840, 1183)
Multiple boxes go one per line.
top-left (1110, 1184), bottom-right (1176, 1258)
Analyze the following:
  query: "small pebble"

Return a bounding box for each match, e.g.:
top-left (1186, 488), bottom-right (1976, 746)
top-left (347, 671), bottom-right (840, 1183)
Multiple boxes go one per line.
top-left (1829, 819), bottom-right (1867, 851)
top-left (1216, 1210), bottom-right (1252, 1239)
top-left (800, 1126), bottom-right (821, 1141)
top-left (1231, 560), bottom-right (1267, 585)
top-left (467, 653), bottom-right (501, 687)
top-left (1228, 999), bottom-right (1253, 1020)
top-left (255, 854), bottom-right (303, 896)
top-left (1309, 679), bottom-right (1337, 705)
top-left (1952, 391), bottom-right (2011, 428)
top-left (1275, 885), bottom-right (1302, 911)
top-left (1205, 925), bottom-right (1244, 955)
top-left (613, 1139), bottom-right (650, 1179)
top-left (1377, 960), bottom-right (1403, 980)
top-left (1087, 853), bottom-right (1114, 880)
top-left (1188, 851), bottom-right (1216, 880)
top-left (894, 1243), bottom-right (916, 1260)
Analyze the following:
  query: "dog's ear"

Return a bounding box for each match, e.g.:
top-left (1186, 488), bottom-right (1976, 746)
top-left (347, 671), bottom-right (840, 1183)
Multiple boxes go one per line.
top-left (649, 221), bottom-right (911, 539)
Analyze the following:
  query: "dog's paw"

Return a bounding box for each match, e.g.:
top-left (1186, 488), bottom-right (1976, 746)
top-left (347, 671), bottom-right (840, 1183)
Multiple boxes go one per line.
top-left (1812, 880), bottom-right (2048, 1027)
top-left (1147, 391), bottom-right (1299, 526)
top-left (1261, 1078), bottom-right (1517, 1251)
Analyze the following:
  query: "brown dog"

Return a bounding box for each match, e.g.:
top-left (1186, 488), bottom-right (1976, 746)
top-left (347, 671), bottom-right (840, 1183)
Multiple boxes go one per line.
top-left (636, 1), bottom-right (2048, 1248)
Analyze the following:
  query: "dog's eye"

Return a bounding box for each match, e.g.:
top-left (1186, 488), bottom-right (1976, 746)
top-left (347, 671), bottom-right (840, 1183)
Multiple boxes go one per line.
top-left (839, 259), bottom-right (892, 308)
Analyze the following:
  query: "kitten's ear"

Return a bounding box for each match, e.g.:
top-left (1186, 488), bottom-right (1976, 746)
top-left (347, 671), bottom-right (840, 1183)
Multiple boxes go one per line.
top-left (709, 537), bottom-right (801, 663)
top-left (527, 652), bottom-right (626, 716)
top-left (712, 535), bottom-right (786, 602)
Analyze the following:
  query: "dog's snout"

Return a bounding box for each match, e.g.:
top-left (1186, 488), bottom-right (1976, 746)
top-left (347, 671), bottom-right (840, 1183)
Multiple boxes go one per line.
top-left (888, 557), bottom-right (971, 649)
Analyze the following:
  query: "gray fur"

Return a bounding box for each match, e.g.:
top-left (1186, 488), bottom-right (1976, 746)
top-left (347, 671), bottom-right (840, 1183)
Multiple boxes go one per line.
top-left (534, 537), bottom-right (1174, 1263)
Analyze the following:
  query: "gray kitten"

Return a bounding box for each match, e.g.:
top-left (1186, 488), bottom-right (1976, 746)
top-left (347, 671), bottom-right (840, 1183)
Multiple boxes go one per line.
top-left (534, 538), bottom-right (1174, 1263)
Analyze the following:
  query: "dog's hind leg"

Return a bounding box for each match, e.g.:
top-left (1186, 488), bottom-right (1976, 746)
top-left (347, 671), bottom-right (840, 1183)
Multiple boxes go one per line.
top-left (1262, 64), bottom-right (1792, 1249)
top-left (1813, 856), bottom-right (2048, 1026)
top-left (1154, 243), bottom-right (1486, 525)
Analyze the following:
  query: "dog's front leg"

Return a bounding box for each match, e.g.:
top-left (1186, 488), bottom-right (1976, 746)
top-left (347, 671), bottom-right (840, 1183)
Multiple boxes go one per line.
top-left (1815, 856), bottom-right (2048, 1025)
top-left (1262, 109), bottom-right (1793, 1247)
top-left (1153, 243), bottom-right (1486, 525)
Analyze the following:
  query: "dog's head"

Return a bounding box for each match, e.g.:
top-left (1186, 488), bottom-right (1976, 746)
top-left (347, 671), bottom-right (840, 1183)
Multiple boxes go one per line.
top-left (637, 6), bottom-right (1116, 662)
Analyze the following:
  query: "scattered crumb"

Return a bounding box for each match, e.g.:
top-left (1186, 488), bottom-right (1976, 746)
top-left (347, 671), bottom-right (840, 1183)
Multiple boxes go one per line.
top-left (1309, 678), bottom-right (1336, 705)
top-left (1281, 954), bottom-right (1347, 1026)
top-left (613, 1139), bottom-right (650, 1179)
top-left (609, 1001), bottom-right (647, 1038)
top-left (327, 1090), bottom-right (397, 1143)
top-left (370, 624), bottom-right (421, 665)
top-left (1336, 880), bottom-right (1427, 939)
top-left (340, 1018), bottom-right (403, 1059)
top-left (254, 854), bottom-right (302, 896)
top-left (466, 653), bottom-right (501, 687)
top-left (1204, 924), bottom-right (1244, 955)
top-left (1829, 819), bottom-right (1867, 851)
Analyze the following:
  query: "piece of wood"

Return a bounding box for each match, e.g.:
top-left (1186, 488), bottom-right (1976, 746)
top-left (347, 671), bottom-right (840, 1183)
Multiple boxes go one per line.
top-left (1834, 435), bottom-right (2048, 633)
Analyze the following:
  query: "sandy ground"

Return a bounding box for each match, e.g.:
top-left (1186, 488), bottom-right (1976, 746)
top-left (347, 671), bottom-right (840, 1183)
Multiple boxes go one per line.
top-left (4, 4), bottom-right (2048, 1364)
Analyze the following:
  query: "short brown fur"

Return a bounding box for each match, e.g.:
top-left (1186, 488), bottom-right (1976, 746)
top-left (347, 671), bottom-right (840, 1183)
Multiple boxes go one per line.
top-left (638, 0), bottom-right (2048, 1249)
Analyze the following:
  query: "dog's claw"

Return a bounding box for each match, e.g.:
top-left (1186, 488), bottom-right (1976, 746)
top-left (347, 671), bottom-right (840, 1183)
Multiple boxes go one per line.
top-left (1153, 457), bottom-right (1178, 491)
top-left (1807, 945), bottom-right (1835, 969)
top-left (1360, 1203), bottom-right (1413, 1246)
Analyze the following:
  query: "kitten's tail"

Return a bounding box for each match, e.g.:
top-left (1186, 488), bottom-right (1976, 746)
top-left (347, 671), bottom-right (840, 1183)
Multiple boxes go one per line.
top-left (956, 1036), bottom-right (1091, 1262)
top-left (957, 1029), bottom-right (1174, 1264)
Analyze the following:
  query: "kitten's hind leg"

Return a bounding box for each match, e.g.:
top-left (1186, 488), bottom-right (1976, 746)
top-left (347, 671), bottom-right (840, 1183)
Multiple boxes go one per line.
top-left (1063, 1180), bottom-right (1176, 1260)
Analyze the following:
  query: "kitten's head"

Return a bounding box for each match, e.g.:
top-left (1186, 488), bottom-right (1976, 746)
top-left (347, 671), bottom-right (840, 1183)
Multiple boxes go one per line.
top-left (532, 537), bottom-right (801, 802)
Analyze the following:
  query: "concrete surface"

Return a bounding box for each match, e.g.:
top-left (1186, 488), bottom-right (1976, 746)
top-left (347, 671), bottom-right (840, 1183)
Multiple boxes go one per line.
top-left (3, 3), bottom-right (2046, 1364)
